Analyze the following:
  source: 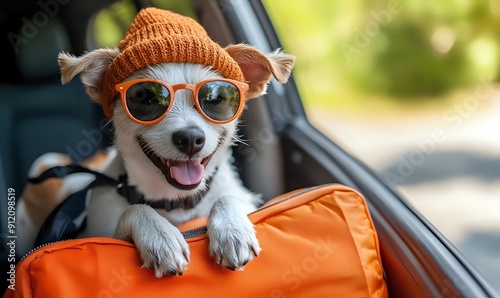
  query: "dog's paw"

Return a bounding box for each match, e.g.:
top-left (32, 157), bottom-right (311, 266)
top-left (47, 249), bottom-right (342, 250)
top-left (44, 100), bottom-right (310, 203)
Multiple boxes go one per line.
top-left (136, 223), bottom-right (190, 277)
top-left (207, 211), bottom-right (261, 271)
top-left (114, 205), bottom-right (190, 277)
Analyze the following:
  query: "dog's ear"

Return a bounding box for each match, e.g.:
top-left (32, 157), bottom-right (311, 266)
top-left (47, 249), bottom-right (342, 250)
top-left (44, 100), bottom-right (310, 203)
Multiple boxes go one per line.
top-left (224, 44), bottom-right (295, 100)
top-left (58, 48), bottom-right (119, 104)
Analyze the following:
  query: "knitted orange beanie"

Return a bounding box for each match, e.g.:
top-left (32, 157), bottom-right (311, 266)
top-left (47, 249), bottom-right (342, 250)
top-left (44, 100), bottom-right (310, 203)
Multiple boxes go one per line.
top-left (101, 7), bottom-right (245, 119)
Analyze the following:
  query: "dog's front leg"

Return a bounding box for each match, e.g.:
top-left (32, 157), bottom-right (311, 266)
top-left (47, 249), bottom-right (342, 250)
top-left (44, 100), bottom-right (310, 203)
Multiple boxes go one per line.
top-left (207, 196), bottom-right (261, 270)
top-left (114, 204), bottom-right (190, 277)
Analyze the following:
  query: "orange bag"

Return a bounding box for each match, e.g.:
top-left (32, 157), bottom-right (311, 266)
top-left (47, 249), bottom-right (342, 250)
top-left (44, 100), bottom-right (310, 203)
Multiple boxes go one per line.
top-left (5, 184), bottom-right (387, 298)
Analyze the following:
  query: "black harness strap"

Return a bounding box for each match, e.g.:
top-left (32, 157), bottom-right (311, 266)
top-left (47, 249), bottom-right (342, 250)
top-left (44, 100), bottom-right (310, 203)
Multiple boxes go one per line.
top-left (118, 173), bottom-right (215, 210)
top-left (28, 164), bottom-right (118, 186)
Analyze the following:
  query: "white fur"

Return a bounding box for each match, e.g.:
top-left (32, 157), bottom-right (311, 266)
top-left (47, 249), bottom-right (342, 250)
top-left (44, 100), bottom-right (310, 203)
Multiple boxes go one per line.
top-left (16, 202), bottom-right (37, 257)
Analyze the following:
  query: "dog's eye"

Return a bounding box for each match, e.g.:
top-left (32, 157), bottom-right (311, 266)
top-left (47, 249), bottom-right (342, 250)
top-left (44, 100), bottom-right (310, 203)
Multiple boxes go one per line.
top-left (126, 82), bottom-right (170, 121)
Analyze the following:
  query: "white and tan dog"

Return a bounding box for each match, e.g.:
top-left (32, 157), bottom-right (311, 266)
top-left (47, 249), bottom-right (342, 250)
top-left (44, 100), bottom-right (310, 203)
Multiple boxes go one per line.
top-left (16, 7), bottom-right (294, 277)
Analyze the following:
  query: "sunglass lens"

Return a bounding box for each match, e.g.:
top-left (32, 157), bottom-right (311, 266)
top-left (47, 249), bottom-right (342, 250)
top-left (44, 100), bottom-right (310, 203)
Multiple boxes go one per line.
top-left (126, 82), bottom-right (170, 121)
top-left (198, 81), bottom-right (241, 121)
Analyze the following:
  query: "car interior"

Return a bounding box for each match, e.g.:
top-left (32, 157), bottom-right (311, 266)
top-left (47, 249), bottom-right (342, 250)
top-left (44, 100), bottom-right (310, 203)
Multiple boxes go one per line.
top-left (0, 0), bottom-right (496, 296)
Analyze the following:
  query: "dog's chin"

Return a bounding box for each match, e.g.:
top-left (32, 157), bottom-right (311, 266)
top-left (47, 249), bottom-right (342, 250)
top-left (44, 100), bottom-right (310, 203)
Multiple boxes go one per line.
top-left (137, 136), bottom-right (214, 191)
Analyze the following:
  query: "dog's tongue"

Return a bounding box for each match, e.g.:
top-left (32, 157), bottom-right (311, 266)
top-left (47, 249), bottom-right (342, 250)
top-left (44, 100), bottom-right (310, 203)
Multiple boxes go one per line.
top-left (170, 159), bottom-right (204, 186)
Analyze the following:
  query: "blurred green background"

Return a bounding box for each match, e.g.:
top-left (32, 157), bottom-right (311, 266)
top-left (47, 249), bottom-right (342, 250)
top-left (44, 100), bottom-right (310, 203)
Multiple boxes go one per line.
top-left (262, 0), bottom-right (500, 113)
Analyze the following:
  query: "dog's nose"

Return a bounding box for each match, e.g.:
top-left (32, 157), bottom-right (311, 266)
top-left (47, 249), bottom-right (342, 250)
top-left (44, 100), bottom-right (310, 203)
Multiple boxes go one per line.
top-left (172, 127), bottom-right (206, 156)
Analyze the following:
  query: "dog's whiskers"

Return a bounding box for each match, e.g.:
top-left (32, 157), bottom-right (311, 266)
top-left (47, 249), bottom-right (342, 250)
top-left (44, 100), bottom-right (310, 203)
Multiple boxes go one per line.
top-left (100, 119), bottom-right (113, 132)
top-left (232, 134), bottom-right (249, 147)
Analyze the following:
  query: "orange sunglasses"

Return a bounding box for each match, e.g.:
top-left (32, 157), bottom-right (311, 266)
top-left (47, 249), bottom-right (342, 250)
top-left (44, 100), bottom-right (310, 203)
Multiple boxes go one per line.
top-left (115, 78), bottom-right (249, 125)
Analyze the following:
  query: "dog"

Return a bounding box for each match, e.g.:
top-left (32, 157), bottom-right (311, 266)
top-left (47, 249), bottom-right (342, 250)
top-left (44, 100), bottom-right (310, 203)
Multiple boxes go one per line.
top-left (16, 8), bottom-right (294, 277)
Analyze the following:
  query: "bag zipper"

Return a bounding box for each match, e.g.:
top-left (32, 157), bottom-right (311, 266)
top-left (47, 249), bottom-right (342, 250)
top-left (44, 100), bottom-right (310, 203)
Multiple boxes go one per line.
top-left (248, 185), bottom-right (320, 215)
top-left (182, 227), bottom-right (208, 239)
top-left (19, 237), bottom-right (122, 262)
top-left (180, 185), bottom-right (322, 237)
top-left (20, 184), bottom-right (331, 261)
top-left (20, 240), bottom-right (67, 261)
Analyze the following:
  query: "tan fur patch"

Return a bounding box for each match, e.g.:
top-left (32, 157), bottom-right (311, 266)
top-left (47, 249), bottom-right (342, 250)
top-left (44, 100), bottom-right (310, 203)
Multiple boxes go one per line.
top-left (21, 179), bottom-right (64, 227)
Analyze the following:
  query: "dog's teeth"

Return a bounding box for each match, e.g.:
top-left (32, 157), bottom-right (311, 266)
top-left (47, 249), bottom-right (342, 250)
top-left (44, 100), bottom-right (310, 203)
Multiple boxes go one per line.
top-left (170, 167), bottom-right (174, 178)
top-left (159, 157), bottom-right (170, 167)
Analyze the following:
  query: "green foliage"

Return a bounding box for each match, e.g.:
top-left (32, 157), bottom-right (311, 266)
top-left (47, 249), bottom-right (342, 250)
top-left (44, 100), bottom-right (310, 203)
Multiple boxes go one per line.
top-left (263, 0), bottom-right (500, 106)
top-left (349, 20), bottom-right (471, 98)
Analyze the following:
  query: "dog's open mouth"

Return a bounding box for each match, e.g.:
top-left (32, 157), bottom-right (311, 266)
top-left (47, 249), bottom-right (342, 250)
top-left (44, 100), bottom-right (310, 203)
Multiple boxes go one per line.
top-left (137, 136), bottom-right (214, 190)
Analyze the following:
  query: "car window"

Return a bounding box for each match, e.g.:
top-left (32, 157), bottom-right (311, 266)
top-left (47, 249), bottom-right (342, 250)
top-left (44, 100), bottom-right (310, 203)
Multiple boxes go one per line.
top-left (263, 0), bottom-right (500, 294)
